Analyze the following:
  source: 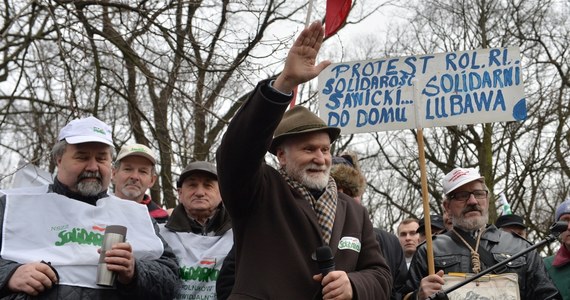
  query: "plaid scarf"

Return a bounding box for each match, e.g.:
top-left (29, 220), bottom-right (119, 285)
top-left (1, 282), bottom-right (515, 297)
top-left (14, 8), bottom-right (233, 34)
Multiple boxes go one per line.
top-left (280, 168), bottom-right (338, 245)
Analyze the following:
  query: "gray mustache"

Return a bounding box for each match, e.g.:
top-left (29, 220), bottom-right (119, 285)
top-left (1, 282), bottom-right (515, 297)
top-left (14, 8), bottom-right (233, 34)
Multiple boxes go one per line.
top-left (463, 205), bottom-right (482, 214)
top-left (78, 171), bottom-right (102, 181)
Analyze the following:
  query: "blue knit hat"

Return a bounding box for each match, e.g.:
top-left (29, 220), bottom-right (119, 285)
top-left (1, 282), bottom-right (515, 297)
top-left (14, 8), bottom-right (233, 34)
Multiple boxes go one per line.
top-left (555, 198), bottom-right (570, 221)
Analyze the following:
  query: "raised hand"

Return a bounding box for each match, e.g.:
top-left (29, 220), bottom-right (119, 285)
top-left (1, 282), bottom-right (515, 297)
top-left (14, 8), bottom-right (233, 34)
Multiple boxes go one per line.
top-left (273, 20), bottom-right (332, 94)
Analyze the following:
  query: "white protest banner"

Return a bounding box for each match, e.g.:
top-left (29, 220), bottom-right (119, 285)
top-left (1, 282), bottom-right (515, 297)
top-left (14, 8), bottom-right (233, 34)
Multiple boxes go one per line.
top-left (318, 47), bottom-right (526, 134)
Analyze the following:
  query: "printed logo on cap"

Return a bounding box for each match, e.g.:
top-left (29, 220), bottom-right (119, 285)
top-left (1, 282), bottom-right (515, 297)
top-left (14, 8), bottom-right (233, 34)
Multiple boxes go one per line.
top-left (93, 127), bottom-right (106, 135)
top-left (448, 169), bottom-right (470, 182)
top-left (129, 146), bottom-right (150, 153)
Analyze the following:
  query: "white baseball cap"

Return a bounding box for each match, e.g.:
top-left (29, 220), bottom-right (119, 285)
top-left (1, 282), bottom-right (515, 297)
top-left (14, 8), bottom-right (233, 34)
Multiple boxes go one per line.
top-left (442, 167), bottom-right (484, 195)
top-left (116, 143), bottom-right (157, 165)
top-left (57, 116), bottom-right (113, 146)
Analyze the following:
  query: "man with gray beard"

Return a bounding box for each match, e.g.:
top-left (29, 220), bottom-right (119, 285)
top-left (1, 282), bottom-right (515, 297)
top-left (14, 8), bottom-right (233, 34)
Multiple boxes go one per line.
top-left (405, 167), bottom-right (560, 300)
top-left (216, 21), bottom-right (391, 300)
top-left (0, 116), bottom-right (180, 299)
top-left (112, 144), bottom-right (169, 223)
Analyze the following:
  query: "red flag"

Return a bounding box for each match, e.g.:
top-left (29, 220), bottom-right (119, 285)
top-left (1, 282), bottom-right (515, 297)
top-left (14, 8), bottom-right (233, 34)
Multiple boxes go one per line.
top-left (325, 0), bottom-right (352, 37)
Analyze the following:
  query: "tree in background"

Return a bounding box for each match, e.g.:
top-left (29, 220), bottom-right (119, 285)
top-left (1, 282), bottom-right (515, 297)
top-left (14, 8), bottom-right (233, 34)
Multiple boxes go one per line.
top-left (1, 1), bottom-right (568, 252)
top-left (330, 0), bottom-right (568, 254)
top-left (0, 0), bottom-right (386, 208)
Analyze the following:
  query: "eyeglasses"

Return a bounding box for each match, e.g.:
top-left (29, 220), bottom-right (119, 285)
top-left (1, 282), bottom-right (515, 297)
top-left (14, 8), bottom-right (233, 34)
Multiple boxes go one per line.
top-left (449, 190), bottom-right (488, 202)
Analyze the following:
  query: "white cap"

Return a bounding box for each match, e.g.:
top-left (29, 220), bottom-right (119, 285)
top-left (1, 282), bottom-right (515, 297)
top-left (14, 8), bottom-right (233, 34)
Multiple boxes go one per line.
top-left (442, 167), bottom-right (484, 195)
top-left (116, 143), bottom-right (157, 165)
top-left (57, 116), bottom-right (113, 146)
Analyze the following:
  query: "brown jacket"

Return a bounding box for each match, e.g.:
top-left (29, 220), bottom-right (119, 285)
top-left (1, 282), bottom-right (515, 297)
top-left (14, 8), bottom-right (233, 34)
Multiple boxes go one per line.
top-left (216, 80), bottom-right (392, 299)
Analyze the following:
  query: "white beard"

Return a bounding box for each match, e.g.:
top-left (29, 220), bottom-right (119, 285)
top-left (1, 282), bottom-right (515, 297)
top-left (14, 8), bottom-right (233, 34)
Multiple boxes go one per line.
top-left (452, 208), bottom-right (489, 231)
top-left (119, 186), bottom-right (144, 200)
top-left (285, 162), bottom-right (330, 190)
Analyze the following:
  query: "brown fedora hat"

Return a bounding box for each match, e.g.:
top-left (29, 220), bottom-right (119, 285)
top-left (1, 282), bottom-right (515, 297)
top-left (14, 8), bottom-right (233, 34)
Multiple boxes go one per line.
top-left (269, 106), bottom-right (341, 155)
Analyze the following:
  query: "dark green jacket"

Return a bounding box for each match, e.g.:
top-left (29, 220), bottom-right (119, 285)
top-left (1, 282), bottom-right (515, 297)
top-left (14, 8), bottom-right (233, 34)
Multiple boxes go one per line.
top-left (544, 253), bottom-right (570, 300)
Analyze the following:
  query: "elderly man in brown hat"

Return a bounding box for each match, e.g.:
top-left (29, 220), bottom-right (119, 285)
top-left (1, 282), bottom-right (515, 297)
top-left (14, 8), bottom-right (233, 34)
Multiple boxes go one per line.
top-left (216, 21), bottom-right (391, 300)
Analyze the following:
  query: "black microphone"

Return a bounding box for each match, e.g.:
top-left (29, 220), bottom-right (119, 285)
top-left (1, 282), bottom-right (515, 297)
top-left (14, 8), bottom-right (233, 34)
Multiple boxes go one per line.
top-left (316, 246), bottom-right (335, 276)
top-left (550, 221), bottom-right (569, 235)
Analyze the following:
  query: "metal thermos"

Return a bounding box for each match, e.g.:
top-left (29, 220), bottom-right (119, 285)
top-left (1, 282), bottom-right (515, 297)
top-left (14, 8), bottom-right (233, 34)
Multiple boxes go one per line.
top-left (96, 225), bottom-right (127, 286)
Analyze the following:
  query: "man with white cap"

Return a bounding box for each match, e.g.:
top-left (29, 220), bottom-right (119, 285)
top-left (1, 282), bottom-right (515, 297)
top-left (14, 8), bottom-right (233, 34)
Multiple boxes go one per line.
top-left (217, 21), bottom-right (391, 299)
top-left (113, 143), bottom-right (169, 223)
top-left (544, 197), bottom-right (570, 299)
top-left (0, 116), bottom-right (180, 299)
top-left (405, 167), bottom-right (560, 300)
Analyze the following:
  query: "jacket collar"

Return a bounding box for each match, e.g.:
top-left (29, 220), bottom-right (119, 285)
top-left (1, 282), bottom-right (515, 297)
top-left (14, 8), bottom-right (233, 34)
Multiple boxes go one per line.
top-left (165, 203), bottom-right (231, 235)
top-left (448, 224), bottom-right (500, 243)
top-left (482, 224), bottom-right (501, 243)
top-left (329, 195), bottom-right (348, 254)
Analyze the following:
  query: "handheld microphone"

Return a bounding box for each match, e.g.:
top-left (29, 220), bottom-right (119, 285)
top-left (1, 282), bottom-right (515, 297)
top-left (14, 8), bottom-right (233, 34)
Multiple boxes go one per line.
top-left (316, 246), bottom-right (335, 276)
top-left (97, 225), bottom-right (127, 286)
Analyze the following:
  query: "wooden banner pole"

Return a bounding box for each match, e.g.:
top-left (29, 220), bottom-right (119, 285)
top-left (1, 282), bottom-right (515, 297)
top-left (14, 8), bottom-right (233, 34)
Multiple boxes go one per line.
top-left (413, 78), bottom-right (435, 275)
top-left (417, 128), bottom-right (435, 275)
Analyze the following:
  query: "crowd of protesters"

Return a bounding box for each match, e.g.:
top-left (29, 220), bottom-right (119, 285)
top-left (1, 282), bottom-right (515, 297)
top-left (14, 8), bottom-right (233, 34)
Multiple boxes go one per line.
top-left (0, 20), bottom-right (568, 300)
